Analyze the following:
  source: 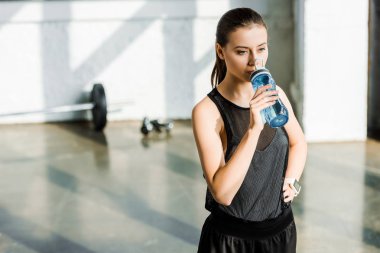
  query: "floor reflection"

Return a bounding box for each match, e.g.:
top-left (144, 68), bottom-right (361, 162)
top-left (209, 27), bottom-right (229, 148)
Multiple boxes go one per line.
top-left (0, 121), bottom-right (379, 253)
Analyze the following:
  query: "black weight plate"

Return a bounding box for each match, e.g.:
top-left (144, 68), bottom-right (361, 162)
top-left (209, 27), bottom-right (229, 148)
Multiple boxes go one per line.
top-left (91, 83), bottom-right (107, 131)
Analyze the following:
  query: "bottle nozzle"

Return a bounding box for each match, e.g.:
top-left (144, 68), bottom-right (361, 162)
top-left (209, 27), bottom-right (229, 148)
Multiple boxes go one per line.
top-left (254, 58), bottom-right (264, 70)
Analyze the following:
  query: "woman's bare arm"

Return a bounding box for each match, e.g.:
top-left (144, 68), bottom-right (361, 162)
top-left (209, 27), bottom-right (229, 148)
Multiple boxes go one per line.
top-left (276, 86), bottom-right (307, 203)
top-left (192, 98), bottom-right (261, 206)
top-left (277, 86), bottom-right (307, 181)
top-left (192, 86), bottom-right (278, 206)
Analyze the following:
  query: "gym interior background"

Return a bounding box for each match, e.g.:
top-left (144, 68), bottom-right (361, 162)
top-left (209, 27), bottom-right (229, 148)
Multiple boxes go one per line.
top-left (0, 0), bottom-right (379, 252)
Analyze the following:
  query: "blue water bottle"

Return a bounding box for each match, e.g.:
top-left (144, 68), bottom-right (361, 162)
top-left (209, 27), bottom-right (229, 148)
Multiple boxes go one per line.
top-left (250, 67), bottom-right (289, 128)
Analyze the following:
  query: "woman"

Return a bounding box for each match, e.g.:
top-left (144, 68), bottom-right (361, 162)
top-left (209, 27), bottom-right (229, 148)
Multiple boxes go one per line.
top-left (192, 8), bottom-right (307, 253)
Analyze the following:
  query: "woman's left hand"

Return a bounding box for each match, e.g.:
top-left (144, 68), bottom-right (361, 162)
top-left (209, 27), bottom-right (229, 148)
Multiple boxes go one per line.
top-left (282, 184), bottom-right (295, 203)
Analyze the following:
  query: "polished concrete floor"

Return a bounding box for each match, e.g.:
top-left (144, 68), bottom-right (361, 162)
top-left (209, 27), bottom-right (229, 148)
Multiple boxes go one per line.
top-left (0, 121), bottom-right (379, 253)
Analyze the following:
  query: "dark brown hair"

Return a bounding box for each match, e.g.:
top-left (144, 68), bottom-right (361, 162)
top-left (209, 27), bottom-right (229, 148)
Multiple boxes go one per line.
top-left (211, 8), bottom-right (267, 88)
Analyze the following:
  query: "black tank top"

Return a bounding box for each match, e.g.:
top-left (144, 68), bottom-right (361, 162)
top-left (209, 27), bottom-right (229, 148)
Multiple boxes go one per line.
top-left (205, 87), bottom-right (290, 222)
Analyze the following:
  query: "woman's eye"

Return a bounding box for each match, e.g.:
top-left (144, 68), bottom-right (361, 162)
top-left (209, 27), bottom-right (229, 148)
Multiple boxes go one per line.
top-left (237, 50), bottom-right (247, 55)
top-left (258, 48), bottom-right (266, 52)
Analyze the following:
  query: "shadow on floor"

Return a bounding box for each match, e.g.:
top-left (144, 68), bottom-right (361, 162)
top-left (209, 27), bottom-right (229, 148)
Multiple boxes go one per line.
top-left (47, 166), bottom-right (200, 246)
top-left (0, 208), bottom-right (97, 253)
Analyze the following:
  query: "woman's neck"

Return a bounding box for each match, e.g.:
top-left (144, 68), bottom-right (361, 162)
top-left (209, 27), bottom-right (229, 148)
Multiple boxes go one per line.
top-left (217, 73), bottom-right (254, 106)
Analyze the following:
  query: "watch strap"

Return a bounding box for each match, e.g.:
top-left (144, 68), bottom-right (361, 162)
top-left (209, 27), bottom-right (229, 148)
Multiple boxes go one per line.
top-left (284, 177), bottom-right (301, 196)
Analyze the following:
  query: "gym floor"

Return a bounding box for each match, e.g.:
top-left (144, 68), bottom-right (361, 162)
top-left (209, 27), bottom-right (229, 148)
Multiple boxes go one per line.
top-left (0, 121), bottom-right (379, 253)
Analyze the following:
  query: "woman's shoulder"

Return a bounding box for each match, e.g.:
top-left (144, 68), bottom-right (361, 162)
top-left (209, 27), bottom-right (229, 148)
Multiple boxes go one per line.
top-left (275, 85), bottom-right (292, 106)
top-left (192, 93), bottom-right (220, 122)
top-left (192, 93), bottom-right (224, 136)
top-left (275, 85), bottom-right (287, 97)
top-left (275, 84), bottom-right (284, 92)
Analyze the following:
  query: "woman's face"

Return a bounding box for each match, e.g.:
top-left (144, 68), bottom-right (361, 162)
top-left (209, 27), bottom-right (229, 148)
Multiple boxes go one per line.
top-left (217, 25), bottom-right (268, 82)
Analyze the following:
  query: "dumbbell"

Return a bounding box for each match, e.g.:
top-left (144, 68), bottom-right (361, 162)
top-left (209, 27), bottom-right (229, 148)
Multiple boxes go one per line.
top-left (0, 83), bottom-right (108, 131)
top-left (140, 117), bottom-right (174, 135)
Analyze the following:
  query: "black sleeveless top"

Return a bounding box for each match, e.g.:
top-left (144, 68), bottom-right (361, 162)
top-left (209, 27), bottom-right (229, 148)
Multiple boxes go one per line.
top-left (205, 88), bottom-right (290, 222)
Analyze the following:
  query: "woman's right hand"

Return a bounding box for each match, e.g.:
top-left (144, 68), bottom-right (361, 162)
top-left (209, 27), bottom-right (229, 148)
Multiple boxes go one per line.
top-left (249, 84), bottom-right (279, 130)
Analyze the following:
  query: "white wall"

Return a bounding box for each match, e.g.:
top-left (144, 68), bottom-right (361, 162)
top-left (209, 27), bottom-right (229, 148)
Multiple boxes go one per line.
top-left (0, 1), bottom-right (219, 123)
top-left (300, 0), bottom-right (368, 142)
top-left (0, 0), bottom-right (295, 124)
top-left (1, 0), bottom-right (368, 142)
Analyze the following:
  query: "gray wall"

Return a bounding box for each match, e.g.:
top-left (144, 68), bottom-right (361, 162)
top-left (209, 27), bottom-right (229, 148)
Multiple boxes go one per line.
top-left (368, 0), bottom-right (380, 138)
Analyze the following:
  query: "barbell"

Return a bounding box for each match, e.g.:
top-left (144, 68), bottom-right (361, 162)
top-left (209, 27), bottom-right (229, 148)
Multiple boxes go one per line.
top-left (0, 83), bottom-right (112, 131)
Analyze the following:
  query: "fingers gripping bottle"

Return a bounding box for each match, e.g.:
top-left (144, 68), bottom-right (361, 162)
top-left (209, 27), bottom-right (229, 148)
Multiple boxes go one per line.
top-left (250, 59), bottom-right (289, 128)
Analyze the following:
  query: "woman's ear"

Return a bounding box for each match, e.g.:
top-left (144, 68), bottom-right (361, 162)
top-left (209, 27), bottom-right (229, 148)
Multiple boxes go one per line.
top-left (215, 43), bottom-right (225, 60)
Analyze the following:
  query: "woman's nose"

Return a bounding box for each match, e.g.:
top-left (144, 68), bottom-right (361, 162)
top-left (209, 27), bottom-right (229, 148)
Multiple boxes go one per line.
top-left (248, 60), bottom-right (255, 66)
top-left (248, 54), bottom-right (256, 66)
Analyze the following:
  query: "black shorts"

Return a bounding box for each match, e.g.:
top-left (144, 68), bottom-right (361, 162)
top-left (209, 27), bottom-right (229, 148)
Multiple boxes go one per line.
top-left (197, 207), bottom-right (297, 253)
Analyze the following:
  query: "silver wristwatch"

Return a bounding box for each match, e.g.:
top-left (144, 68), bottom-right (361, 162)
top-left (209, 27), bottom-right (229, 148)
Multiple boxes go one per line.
top-left (284, 178), bottom-right (301, 196)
